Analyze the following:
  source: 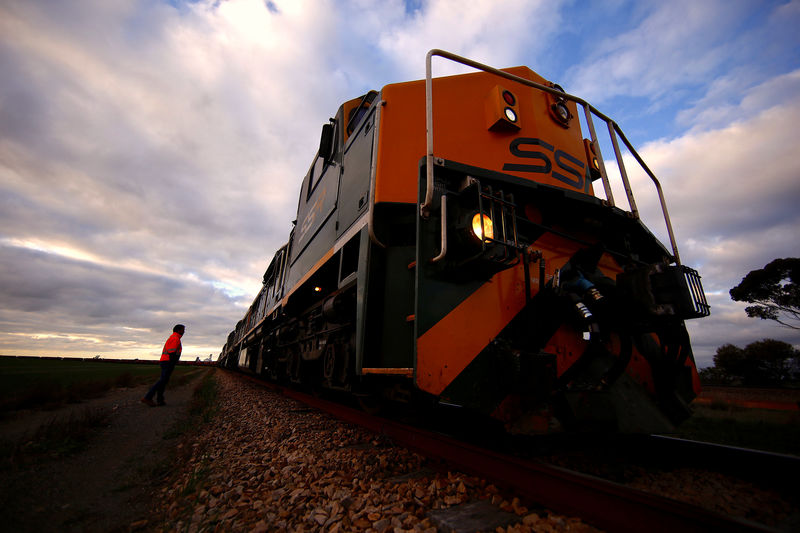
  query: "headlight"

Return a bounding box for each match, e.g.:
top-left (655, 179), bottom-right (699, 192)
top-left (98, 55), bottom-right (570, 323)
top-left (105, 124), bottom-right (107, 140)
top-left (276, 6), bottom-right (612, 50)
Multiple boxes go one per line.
top-left (486, 85), bottom-right (521, 131)
top-left (471, 213), bottom-right (493, 241)
top-left (504, 107), bottom-right (518, 123)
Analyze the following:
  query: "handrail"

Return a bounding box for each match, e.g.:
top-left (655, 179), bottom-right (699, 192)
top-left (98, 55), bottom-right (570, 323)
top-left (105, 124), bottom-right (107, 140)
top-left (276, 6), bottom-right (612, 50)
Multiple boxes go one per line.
top-left (608, 122), bottom-right (637, 216)
top-left (367, 99), bottom-right (387, 248)
top-left (611, 122), bottom-right (681, 265)
top-left (422, 49), bottom-right (681, 265)
top-left (430, 195), bottom-right (448, 263)
top-left (580, 103), bottom-right (615, 206)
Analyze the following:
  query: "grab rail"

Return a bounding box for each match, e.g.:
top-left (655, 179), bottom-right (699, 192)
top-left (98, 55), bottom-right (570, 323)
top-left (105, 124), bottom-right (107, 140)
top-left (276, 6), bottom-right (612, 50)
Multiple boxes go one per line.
top-left (421, 49), bottom-right (681, 265)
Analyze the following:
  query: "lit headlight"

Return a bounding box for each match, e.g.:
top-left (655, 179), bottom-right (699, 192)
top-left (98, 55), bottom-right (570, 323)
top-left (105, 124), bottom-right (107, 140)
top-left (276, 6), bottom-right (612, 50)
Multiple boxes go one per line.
top-left (471, 213), bottom-right (494, 241)
top-left (504, 107), bottom-right (517, 123)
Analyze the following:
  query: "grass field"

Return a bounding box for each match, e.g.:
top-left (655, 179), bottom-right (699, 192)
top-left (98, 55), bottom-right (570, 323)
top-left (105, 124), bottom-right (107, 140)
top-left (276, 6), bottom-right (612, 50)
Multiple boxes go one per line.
top-left (0, 356), bottom-right (202, 412)
top-left (672, 404), bottom-right (800, 456)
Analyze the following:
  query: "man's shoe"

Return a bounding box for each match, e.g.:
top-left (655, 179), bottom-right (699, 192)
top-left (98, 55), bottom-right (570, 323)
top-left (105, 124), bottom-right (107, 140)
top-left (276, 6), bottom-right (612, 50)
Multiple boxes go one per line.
top-left (156, 401), bottom-right (166, 406)
top-left (141, 398), bottom-right (156, 407)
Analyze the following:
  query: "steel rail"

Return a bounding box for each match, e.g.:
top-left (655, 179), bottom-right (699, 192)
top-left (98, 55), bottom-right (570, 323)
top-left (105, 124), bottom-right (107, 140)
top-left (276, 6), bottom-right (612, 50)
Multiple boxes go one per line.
top-left (641, 435), bottom-right (800, 483)
top-left (230, 372), bottom-right (775, 533)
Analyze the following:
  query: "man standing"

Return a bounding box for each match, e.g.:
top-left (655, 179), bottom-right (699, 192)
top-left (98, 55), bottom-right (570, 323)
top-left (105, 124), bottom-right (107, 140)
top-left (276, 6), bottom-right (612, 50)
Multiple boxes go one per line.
top-left (141, 324), bottom-right (185, 407)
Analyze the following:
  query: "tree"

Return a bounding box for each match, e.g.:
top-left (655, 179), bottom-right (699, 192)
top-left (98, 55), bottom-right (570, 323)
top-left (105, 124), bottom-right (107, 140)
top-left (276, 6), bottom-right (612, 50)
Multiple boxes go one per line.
top-left (698, 365), bottom-right (732, 386)
top-left (743, 339), bottom-right (798, 384)
top-left (712, 343), bottom-right (746, 380)
top-left (702, 339), bottom-right (799, 386)
top-left (730, 258), bottom-right (800, 330)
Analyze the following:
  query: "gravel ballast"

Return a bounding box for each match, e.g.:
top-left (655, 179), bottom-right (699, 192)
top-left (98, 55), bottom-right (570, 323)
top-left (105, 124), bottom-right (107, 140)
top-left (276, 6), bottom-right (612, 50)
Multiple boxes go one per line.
top-left (155, 371), bottom-right (599, 532)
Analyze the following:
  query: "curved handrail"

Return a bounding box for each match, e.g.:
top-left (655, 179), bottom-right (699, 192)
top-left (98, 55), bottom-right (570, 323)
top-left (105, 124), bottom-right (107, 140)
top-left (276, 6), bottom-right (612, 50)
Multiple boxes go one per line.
top-left (421, 49), bottom-right (681, 264)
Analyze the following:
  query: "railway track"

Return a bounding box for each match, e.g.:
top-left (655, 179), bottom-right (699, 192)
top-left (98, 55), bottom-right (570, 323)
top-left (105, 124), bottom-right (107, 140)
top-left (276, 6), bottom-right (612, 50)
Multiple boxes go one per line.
top-left (234, 372), bottom-right (796, 532)
top-left (629, 434), bottom-right (800, 483)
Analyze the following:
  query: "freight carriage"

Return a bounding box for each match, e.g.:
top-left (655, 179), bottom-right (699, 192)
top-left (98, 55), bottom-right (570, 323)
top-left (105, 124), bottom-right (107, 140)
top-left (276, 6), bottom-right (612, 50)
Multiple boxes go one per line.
top-left (219, 50), bottom-right (709, 434)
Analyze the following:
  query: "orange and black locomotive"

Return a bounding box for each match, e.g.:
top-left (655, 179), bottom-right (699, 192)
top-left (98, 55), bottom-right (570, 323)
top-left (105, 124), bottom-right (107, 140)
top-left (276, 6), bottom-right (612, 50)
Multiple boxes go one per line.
top-left (219, 50), bottom-right (709, 434)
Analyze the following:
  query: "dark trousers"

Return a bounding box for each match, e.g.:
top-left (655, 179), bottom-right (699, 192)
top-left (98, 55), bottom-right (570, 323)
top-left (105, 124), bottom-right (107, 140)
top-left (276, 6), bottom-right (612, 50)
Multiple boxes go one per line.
top-left (145, 361), bottom-right (175, 403)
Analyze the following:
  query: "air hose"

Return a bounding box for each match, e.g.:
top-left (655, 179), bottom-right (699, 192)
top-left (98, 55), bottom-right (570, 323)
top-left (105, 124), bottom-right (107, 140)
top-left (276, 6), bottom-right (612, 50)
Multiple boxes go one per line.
top-left (554, 265), bottom-right (634, 391)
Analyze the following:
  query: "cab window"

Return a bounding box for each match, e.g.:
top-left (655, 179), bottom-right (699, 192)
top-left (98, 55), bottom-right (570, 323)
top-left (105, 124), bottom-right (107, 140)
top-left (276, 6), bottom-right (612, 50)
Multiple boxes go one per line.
top-left (307, 121), bottom-right (338, 199)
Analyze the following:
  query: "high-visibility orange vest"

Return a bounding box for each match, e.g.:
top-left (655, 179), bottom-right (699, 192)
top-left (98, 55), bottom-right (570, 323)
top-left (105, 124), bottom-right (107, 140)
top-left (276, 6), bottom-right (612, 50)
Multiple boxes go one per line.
top-left (160, 332), bottom-right (182, 362)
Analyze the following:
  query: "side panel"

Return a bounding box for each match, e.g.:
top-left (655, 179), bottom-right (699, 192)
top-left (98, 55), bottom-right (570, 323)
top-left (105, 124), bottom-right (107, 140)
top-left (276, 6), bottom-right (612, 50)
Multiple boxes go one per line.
top-left (362, 244), bottom-right (416, 370)
top-left (287, 161), bottom-right (340, 290)
top-left (337, 109), bottom-right (376, 238)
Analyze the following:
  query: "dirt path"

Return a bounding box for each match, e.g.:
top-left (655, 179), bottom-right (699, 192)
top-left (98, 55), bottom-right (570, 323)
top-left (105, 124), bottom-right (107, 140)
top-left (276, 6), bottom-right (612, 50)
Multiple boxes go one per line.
top-left (0, 370), bottom-right (207, 533)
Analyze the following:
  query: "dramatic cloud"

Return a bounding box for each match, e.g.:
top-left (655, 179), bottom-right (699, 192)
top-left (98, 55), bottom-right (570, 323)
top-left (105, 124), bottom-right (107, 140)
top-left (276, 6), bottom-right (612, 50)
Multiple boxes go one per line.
top-left (567, 0), bottom-right (793, 102)
top-left (0, 0), bottom-right (346, 357)
top-left (0, 0), bottom-right (797, 366)
top-left (0, 0), bottom-right (552, 358)
top-left (616, 73), bottom-right (800, 364)
top-left (373, 0), bottom-right (559, 79)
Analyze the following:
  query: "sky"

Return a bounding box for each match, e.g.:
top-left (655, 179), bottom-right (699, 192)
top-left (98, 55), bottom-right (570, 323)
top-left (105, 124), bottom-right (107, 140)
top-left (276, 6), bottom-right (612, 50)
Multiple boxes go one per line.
top-left (0, 0), bottom-right (798, 366)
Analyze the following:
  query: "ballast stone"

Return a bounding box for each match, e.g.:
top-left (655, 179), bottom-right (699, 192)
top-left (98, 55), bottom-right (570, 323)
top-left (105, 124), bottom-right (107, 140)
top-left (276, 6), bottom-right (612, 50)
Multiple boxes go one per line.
top-left (428, 499), bottom-right (520, 533)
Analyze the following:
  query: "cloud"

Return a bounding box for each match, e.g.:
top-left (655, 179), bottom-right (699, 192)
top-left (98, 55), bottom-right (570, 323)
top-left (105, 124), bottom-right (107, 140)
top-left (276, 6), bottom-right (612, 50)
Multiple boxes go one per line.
top-left (0, 243), bottom-right (236, 358)
top-left (0, 0), bottom-right (349, 357)
top-left (644, 104), bottom-right (800, 240)
top-left (565, 0), bottom-right (800, 115)
top-left (566, 1), bottom-right (738, 102)
top-left (677, 69), bottom-right (800, 133)
top-left (624, 73), bottom-right (800, 365)
top-left (372, 0), bottom-right (561, 79)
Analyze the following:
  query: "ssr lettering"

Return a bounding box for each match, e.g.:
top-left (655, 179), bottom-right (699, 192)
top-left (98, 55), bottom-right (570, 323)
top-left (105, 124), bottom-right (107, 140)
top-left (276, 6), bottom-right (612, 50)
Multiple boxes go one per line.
top-left (503, 137), bottom-right (586, 190)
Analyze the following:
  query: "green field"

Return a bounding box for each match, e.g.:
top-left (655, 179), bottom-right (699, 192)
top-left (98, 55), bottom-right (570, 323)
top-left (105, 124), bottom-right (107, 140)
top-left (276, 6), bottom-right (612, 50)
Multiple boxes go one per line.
top-left (671, 404), bottom-right (800, 456)
top-left (0, 356), bottom-right (202, 412)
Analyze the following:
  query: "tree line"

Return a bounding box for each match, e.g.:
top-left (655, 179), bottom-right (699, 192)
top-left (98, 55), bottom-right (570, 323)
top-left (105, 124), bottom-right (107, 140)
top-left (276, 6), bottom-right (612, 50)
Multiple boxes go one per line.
top-left (699, 339), bottom-right (799, 386)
